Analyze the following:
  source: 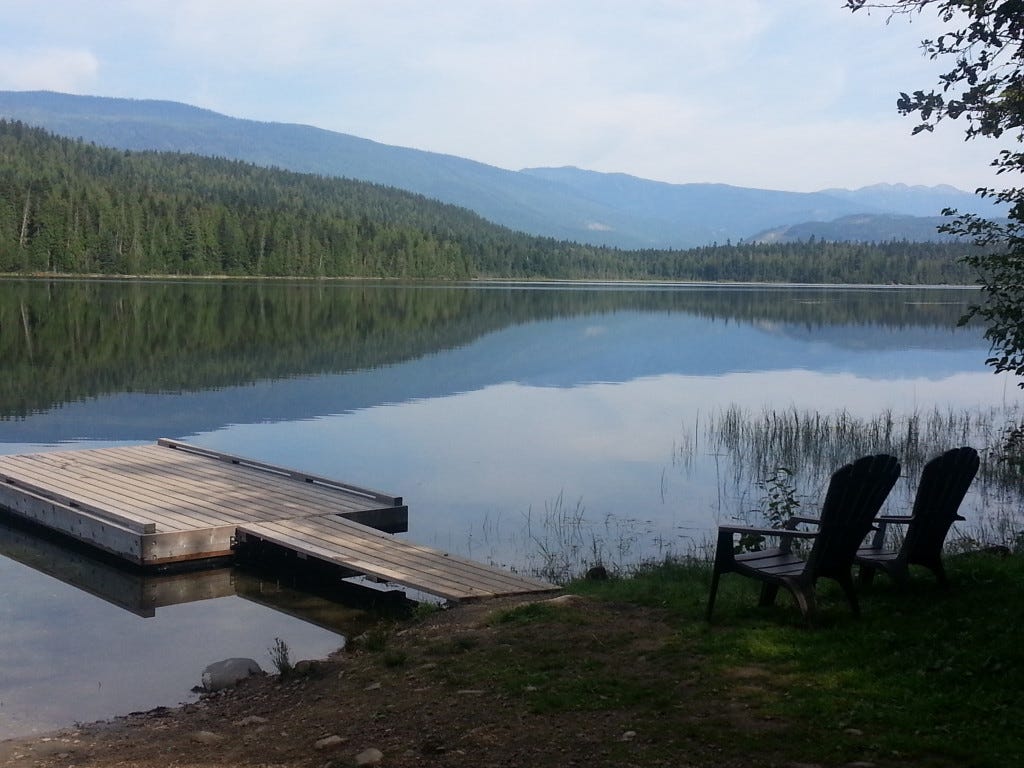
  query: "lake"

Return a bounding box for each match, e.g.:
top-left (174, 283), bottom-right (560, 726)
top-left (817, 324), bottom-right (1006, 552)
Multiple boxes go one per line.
top-left (1, 278), bottom-right (1021, 737)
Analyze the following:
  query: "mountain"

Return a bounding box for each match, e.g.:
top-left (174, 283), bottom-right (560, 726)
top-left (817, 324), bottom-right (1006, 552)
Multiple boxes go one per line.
top-left (750, 214), bottom-right (967, 244)
top-left (818, 183), bottom-right (1001, 218)
top-left (0, 90), bottom-right (999, 248)
top-left (518, 166), bottom-right (873, 246)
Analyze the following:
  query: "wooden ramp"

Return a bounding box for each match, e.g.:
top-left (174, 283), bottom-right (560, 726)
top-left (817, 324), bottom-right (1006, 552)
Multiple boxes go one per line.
top-left (0, 439), bottom-right (558, 602)
top-left (236, 515), bottom-right (557, 602)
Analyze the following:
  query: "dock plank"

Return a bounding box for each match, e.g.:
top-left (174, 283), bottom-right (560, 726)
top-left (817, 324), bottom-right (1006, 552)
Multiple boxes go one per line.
top-left (268, 515), bottom-right (547, 592)
top-left (104, 444), bottom-right (386, 517)
top-left (238, 515), bottom-right (558, 601)
top-left (0, 440), bottom-right (548, 602)
top-left (0, 452), bottom-right (228, 531)
top-left (8, 444), bottom-right (392, 533)
top-left (0, 457), bottom-right (157, 534)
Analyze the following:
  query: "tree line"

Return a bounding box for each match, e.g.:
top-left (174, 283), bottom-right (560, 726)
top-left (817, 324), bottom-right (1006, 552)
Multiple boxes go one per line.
top-left (0, 119), bottom-right (983, 283)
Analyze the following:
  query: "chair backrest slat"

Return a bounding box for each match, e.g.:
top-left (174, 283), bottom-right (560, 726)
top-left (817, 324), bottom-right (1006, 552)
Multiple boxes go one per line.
top-left (905, 446), bottom-right (979, 559)
top-left (808, 454), bottom-right (901, 579)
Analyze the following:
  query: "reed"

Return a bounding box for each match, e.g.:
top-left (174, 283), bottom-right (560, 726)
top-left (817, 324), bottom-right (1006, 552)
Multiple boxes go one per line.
top-left (704, 403), bottom-right (1024, 546)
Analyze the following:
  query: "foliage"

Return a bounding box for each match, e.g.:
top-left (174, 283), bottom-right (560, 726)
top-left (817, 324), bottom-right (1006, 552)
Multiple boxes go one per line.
top-left (848, 1), bottom-right (1024, 383)
top-left (736, 467), bottom-right (802, 553)
top-left (268, 637), bottom-right (292, 677)
top-left (0, 119), bottom-right (981, 284)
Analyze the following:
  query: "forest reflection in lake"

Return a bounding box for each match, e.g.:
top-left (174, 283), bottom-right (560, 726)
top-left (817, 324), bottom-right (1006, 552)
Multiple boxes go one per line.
top-left (2, 279), bottom-right (1019, 562)
top-left (0, 278), bottom-right (1021, 735)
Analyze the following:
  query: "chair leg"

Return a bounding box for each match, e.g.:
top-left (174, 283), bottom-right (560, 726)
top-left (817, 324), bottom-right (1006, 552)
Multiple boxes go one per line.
top-left (758, 583), bottom-right (779, 607)
top-left (890, 562), bottom-right (911, 589)
top-left (791, 586), bottom-right (816, 623)
top-left (836, 573), bottom-right (860, 617)
top-left (858, 564), bottom-right (876, 586)
top-left (931, 561), bottom-right (949, 589)
top-left (706, 569), bottom-right (722, 621)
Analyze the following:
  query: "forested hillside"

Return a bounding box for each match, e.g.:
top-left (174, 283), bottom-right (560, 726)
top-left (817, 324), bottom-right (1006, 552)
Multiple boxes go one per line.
top-left (0, 120), bottom-right (982, 283)
top-left (0, 119), bottom-right (479, 278)
top-left (1, 91), bottom-right (1002, 249)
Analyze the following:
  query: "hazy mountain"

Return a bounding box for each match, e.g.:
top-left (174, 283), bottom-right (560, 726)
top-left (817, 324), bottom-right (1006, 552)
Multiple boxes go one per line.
top-left (750, 214), bottom-right (968, 244)
top-left (0, 90), bottom-right (998, 248)
top-left (520, 166), bottom-right (883, 245)
top-left (818, 183), bottom-right (1002, 218)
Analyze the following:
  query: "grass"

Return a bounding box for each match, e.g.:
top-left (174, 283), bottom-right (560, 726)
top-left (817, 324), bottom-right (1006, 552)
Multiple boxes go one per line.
top-left (408, 550), bottom-right (1022, 766)
top-left (579, 551), bottom-right (1024, 766)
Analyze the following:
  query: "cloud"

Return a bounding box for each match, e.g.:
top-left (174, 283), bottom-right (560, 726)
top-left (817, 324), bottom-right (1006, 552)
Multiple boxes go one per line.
top-left (0, 47), bottom-right (99, 92)
top-left (0, 0), bottom-right (1007, 191)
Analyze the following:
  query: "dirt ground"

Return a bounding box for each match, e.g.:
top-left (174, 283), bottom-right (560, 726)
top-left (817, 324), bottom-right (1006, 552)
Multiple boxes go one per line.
top-left (0, 594), bottom-right (781, 768)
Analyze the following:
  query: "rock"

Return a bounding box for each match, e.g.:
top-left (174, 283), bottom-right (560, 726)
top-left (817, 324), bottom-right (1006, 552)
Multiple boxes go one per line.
top-left (355, 747), bottom-right (384, 765)
top-left (234, 715), bottom-right (269, 727)
top-left (201, 658), bottom-right (264, 692)
top-left (543, 594), bottom-right (583, 606)
top-left (314, 735), bottom-right (347, 751)
top-left (293, 659), bottom-right (326, 678)
top-left (190, 730), bottom-right (224, 745)
top-left (843, 727), bottom-right (864, 737)
top-left (620, 730), bottom-right (637, 741)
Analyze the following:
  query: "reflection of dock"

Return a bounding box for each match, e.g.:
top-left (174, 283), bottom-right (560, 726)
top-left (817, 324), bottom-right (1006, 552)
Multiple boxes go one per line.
top-left (0, 514), bottom-right (372, 630)
top-left (0, 440), bottom-right (557, 602)
top-left (0, 514), bottom-right (235, 617)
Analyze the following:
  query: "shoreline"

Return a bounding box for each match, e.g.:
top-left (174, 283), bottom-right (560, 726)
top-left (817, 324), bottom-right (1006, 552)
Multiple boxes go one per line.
top-left (0, 271), bottom-right (981, 290)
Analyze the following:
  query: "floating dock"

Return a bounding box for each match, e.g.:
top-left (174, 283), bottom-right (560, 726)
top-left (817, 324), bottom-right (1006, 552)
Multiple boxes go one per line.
top-left (0, 439), bottom-right (557, 602)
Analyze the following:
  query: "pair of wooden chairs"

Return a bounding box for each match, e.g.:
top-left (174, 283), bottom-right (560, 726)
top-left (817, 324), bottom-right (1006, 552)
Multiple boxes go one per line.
top-left (706, 447), bottom-right (980, 622)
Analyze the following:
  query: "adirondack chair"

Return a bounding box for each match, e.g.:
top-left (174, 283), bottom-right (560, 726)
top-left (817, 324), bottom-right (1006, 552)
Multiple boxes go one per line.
top-left (857, 446), bottom-right (979, 587)
top-left (706, 453), bottom-right (900, 622)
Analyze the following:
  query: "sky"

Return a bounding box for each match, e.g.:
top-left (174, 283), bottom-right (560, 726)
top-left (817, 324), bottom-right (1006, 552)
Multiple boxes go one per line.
top-left (0, 1), bottom-right (1009, 193)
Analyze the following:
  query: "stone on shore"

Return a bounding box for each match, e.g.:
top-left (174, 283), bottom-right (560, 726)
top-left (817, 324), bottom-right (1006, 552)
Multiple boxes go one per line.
top-left (201, 658), bottom-right (264, 692)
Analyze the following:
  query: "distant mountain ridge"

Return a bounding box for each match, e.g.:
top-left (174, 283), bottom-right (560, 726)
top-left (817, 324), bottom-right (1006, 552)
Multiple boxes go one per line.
top-left (0, 90), bottom-right (1003, 249)
top-left (751, 214), bottom-right (967, 244)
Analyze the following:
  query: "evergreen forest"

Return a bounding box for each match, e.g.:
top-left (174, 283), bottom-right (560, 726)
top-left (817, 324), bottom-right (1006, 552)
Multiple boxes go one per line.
top-left (0, 119), bottom-right (983, 283)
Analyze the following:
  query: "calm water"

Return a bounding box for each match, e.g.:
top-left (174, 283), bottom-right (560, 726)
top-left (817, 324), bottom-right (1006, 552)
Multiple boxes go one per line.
top-left (1, 278), bottom-right (1020, 737)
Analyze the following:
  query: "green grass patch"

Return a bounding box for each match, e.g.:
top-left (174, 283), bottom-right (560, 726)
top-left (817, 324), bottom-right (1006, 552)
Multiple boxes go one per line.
top-left (570, 551), bottom-right (1024, 767)
top-left (491, 601), bottom-right (561, 625)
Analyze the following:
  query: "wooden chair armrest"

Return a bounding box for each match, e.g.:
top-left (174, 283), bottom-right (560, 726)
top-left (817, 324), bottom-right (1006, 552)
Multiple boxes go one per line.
top-left (717, 524), bottom-right (818, 539)
top-left (869, 514), bottom-right (913, 548)
top-left (875, 514), bottom-right (913, 524)
top-left (784, 515), bottom-right (822, 528)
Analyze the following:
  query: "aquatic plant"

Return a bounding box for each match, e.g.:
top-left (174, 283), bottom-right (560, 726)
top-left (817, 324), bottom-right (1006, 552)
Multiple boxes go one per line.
top-left (704, 404), bottom-right (1024, 549)
top-left (268, 637), bottom-right (292, 677)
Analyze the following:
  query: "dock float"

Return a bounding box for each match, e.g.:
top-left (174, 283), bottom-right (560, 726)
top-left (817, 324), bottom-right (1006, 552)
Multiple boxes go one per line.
top-left (0, 439), bottom-right (557, 602)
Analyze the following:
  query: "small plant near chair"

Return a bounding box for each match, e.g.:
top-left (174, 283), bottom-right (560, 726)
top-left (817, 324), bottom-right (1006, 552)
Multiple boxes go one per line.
top-left (735, 467), bottom-right (802, 554)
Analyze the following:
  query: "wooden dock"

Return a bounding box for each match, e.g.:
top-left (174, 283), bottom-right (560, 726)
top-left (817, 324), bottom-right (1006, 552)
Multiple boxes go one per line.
top-left (0, 440), bottom-right (557, 602)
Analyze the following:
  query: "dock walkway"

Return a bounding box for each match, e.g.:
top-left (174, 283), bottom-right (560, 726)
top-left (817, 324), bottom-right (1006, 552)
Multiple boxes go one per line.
top-left (0, 440), bottom-right (556, 602)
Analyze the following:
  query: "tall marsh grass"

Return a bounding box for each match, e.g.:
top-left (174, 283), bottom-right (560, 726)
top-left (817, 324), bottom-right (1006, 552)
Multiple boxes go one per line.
top-left (477, 404), bottom-right (1024, 584)
top-left (705, 404), bottom-right (1024, 547)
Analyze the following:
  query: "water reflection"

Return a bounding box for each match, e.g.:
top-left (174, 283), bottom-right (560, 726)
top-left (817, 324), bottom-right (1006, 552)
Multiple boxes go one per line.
top-left (0, 557), bottom-right (350, 739)
top-left (0, 279), bottom-right (983, 421)
top-left (0, 513), bottom-right (402, 739)
top-left (0, 279), bottom-right (1020, 738)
